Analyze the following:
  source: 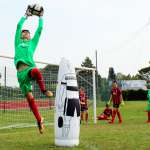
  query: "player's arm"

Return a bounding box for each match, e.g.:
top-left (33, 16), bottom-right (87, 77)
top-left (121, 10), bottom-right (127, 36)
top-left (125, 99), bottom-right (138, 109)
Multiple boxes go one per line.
top-left (32, 17), bottom-right (43, 50)
top-left (119, 89), bottom-right (125, 106)
top-left (108, 94), bottom-right (112, 105)
top-left (120, 94), bottom-right (125, 106)
top-left (87, 99), bottom-right (88, 107)
top-left (15, 16), bottom-right (26, 46)
top-left (108, 88), bottom-right (113, 105)
top-left (80, 101), bottom-right (85, 105)
top-left (15, 5), bottom-right (32, 47)
top-left (120, 94), bottom-right (123, 102)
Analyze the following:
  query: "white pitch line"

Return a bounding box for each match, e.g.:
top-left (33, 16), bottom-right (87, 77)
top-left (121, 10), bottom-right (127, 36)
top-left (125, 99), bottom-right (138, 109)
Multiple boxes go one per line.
top-left (0, 122), bottom-right (54, 130)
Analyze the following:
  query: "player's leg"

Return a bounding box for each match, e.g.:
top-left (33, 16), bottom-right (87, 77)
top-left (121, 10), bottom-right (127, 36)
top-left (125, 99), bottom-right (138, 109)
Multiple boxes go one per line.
top-left (17, 69), bottom-right (45, 133)
top-left (26, 92), bottom-right (45, 133)
top-left (109, 107), bottom-right (117, 124)
top-left (116, 108), bottom-right (122, 124)
top-left (97, 114), bottom-right (107, 120)
top-left (146, 111), bottom-right (150, 123)
top-left (81, 112), bottom-right (84, 121)
top-left (85, 110), bottom-right (88, 125)
top-left (80, 108), bottom-right (84, 123)
top-left (29, 68), bottom-right (53, 97)
top-left (148, 111), bottom-right (150, 122)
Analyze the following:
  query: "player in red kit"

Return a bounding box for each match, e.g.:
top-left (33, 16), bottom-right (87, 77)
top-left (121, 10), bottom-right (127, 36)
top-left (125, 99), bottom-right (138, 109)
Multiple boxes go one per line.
top-left (97, 104), bottom-right (112, 120)
top-left (108, 81), bottom-right (123, 124)
top-left (79, 87), bottom-right (88, 125)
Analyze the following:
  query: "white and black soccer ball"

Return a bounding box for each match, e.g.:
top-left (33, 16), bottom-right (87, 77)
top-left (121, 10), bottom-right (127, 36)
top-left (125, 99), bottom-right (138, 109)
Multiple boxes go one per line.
top-left (28, 4), bottom-right (44, 17)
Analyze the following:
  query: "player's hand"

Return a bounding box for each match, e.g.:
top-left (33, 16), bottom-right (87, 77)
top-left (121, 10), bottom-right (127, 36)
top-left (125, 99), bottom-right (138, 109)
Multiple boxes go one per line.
top-left (120, 100), bottom-right (125, 107)
top-left (44, 90), bottom-right (53, 97)
top-left (107, 100), bottom-right (111, 106)
top-left (25, 5), bottom-right (32, 18)
top-left (32, 4), bottom-right (44, 17)
top-left (38, 6), bottom-right (44, 17)
top-left (80, 102), bottom-right (85, 105)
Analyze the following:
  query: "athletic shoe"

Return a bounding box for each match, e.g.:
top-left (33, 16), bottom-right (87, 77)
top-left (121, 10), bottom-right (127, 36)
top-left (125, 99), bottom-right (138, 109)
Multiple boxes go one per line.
top-left (108, 121), bottom-right (114, 124)
top-left (119, 121), bottom-right (122, 124)
top-left (37, 118), bottom-right (45, 134)
top-left (146, 120), bottom-right (150, 123)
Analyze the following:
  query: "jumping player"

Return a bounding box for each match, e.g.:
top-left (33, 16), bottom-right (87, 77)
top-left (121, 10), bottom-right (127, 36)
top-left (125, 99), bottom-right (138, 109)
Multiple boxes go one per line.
top-left (14, 7), bottom-right (53, 133)
top-left (97, 104), bottom-right (112, 121)
top-left (79, 87), bottom-right (88, 125)
top-left (108, 80), bottom-right (123, 124)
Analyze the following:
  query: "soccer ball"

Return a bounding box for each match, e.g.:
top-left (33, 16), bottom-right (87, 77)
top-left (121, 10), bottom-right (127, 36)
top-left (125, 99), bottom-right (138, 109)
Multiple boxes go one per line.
top-left (27, 4), bottom-right (44, 17)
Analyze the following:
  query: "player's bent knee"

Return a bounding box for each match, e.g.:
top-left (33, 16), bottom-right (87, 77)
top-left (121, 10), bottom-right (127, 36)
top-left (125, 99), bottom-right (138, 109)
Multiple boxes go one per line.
top-left (26, 92), bottom-right (34, 100)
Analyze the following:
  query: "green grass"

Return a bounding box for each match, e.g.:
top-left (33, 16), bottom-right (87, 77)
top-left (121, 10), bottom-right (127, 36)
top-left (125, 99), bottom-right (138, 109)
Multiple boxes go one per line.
top-left (1, 101), bottom-right (150, 150)
top-left (0, 108), bottom-right (54, 127)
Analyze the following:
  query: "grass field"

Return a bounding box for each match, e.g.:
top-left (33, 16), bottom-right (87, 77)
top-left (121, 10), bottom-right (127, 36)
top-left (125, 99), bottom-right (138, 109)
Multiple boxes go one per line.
top-left (1, 101), bottom-right (150, 150)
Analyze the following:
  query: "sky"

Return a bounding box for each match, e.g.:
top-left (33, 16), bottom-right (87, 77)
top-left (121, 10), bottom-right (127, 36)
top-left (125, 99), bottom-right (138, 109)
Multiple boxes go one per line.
top-left (1, 0), bottom-right (150, 79)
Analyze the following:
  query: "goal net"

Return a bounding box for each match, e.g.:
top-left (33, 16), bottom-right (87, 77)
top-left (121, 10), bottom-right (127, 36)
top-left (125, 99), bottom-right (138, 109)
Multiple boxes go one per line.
top-left (0, 56), bottom-right (96, 129)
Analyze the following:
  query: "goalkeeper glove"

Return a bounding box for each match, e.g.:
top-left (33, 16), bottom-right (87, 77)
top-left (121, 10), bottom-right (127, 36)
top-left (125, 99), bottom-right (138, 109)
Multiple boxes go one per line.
top-left (120, 100), bottom-right (125, 107)
top-left (25, 5), bottom-right (32, 18)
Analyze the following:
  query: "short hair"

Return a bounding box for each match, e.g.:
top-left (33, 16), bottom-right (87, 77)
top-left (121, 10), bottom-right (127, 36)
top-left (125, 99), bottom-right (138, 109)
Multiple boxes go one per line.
top-left (113, 80), bottom-right (117, 84)
top-left (21, 29), bottom-right (30, 34)
top-left (106, 104), bottom-right (109, 107)
top-left (80, 87), bottom-right (85, 91)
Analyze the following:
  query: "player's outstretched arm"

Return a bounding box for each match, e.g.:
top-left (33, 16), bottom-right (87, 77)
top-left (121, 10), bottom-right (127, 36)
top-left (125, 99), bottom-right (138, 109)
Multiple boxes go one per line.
top-left (120, 94), bottom-right (125, 106)
top-left (15, 5), bottom-right (32, 46)
top-left (15, 16), bottom-right (26, 46)
top-left (107, 95), bottom-right (112, 106)
top-left (32, 16), bottom-right (43, 51)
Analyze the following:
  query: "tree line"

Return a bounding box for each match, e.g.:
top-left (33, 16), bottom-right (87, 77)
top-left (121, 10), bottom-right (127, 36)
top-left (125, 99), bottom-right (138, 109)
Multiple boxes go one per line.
top-left (0, 57), bottom-right (149, 101)
top-left (80, 56), bottom-right (147, 101)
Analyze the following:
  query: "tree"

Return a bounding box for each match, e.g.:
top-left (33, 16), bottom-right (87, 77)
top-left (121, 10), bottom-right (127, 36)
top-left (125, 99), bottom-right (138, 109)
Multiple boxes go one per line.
top-left (79, 57), bottom-right (96, 99)
top-left (116, 72), bottom-right (125, 80)
top-left (99, 77), bottom-right (110, 101)
top-left (81, 57), bottom-right (95, 68)
top-left (116, 72), bottom-right (141, 80)
top-left (0, 72), bottom-right (1, 87)
top-left (108, 67), bottom-right (116, 81)
top-left (131, 74), bottom-right (142, 80)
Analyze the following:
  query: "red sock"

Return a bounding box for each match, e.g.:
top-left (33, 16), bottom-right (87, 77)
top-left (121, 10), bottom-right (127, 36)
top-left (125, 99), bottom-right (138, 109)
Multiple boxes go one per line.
top-left (117, 111), bottom-right (122, 123)
top-left (30, 68), bottom-right (46, 93)
top-left (27, 94), bottom-right (41, 123)
top-left (111, 110), bottom-right (117, 123)
top-left (148, 112), bottom-right (150, 120)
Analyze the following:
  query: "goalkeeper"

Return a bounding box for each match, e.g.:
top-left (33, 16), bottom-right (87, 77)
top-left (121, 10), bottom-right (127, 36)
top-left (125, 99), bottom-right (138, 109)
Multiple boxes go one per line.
top-left (14, 5), bottom-right (53, 134)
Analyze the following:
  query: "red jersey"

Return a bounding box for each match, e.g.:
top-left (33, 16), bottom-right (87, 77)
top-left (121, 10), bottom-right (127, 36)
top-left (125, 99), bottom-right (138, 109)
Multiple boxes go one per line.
top-left (103, 108), bottom-right (112, 117)
top-left (79, 91), bottom-right (88, 109)
top-left (111, 87), bottom-right (122, 105)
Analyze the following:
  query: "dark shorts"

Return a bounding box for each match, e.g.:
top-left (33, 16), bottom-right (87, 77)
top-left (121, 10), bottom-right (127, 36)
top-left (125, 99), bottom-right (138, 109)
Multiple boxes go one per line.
top-left (64, 98), bottom-right (80, 117)
top-left (113, 104), bottom-right (120, 108)
top-left (81, 107), bottom-right (88, 112)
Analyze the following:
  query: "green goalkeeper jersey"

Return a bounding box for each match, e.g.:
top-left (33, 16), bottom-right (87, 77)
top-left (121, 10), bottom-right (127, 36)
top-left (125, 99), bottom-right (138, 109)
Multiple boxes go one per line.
top-left (14, 16), bottom-right (43, 68)
top-left (147, 90), bottom-right (150, 111)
